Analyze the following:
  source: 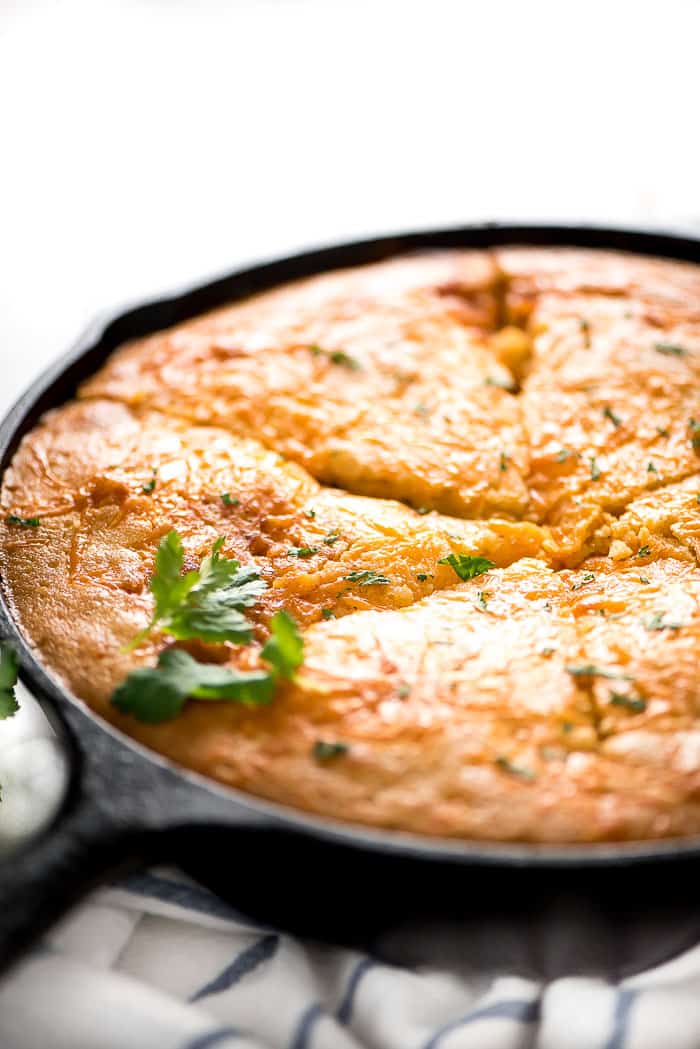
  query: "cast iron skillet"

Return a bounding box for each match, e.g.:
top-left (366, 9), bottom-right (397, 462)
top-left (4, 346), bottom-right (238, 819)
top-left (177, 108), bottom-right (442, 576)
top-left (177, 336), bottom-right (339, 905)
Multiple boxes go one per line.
top-left (2, 224), bottom-right (700, 980)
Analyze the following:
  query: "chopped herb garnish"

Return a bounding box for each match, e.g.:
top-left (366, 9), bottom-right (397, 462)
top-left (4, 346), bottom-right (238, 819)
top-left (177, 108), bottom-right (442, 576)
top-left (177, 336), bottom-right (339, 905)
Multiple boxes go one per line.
top-left (344, 570), bottom-right (391, 586)
top-left (414, 402), bottom-right (430, 417)
top-left (112, 648), bottom-right (275, 722)
top-left (312, 740), bottom-right (349, 761)
top-left (397, 683), bottom-right (411, 700)
top-left (610, 692), bottom-right (647, 713)
top-left (321, 608), bottom-right (335, 620)
top-left (561, 721), bottom-right (574, 734)
top-left (654, 342), bottom-right (687, 357)
top-left (416, 507), bottom-right (431, 515)
top-left (221, 493), bottom-right (240, 507)
top-left (656, 426), bottom-right (670, 438)
top-left (475, 590), bottom-right (490, 611)
top-left (589, 456), bottom-right (602, 481)
top-left (556, 448), bottom-right (572, 463)
top-left (565, 664), bottom-right (632, 681)
top-left (323, 531), bottom-right (340, 545)
top-left (329, 350), bottom-right (361, 370)
top-left (603, 406), bottom-right (621, 428)
top-left (644, 612), bottom-right (682, 631)
top-left (647, 461), bottom-right (657, 473)
top-left (495, 756), bottom-right (535, 781)
top-left (639, 576), bottom-right (650, 585)
top-left (689, 418), bottom-right (700, 450)
top-left (308, 345), bottom-right (361, 370)
top-left (580, 318), bottom-right (591, 347)
top-left (124, 531), bottom-right (267, 652)
top-left (142, 469), bottom-right (157, 494)
top-left (260, 610), bottom-right (304, 678)
top-left (637, 545), bottom-right (651, 558)
top-left (571, 572), bottom-right (595, 591)
top-left (499, 451), bottom-right (509, 471)
top-left (541, 647), bottom-right (555, 657)
top-left (0, 642), bottom-right (19, 719)
top-left (304, 509), bottom-right (316, 520)
top-left (485, 376), bottom-right (516, 391)
top-left (288, 546), bottom-right (318, 558)
top-left (5, 515), bottom-right (40, 528)
top-left (416, 573), bottom-right (429, 582)
top-left (438, 554), bottom-right (495, 581)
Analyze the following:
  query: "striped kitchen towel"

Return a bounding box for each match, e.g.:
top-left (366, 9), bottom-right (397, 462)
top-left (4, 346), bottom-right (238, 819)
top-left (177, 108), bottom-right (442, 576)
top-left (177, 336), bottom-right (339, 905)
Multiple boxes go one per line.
top-left (0, 868), bottom-right (700, 1049)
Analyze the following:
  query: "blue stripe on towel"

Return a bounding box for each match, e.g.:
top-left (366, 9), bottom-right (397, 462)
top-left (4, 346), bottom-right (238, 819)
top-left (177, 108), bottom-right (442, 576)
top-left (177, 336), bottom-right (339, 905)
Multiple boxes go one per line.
top-left (118, 872), bottom-right (262, 925)
top-left (422, 997), bottom-right (541, 1049)
top-left (289, 1003), bottom-right (323, 1049)
top-left (182, 1026), bottom-right (240, 1049)
top-left (190, 934), bottom-right (279, 1002)
top-left (336, 957), bottom-right (376, 1025)
top-left (605, 989), bottom-right (638, 1049)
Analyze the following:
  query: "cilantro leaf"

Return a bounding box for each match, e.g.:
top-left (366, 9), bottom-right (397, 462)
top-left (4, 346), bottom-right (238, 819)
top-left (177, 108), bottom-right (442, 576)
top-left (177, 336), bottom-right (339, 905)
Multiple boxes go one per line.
top-left (261, 611), bottom-right (304, 680)
top-left (5, 515), bottom-right (40, 528)
top-left (0, 642), bottom-right (19, 719)
top-left (495, 756), bottom-right (535, 781)
top-left (565, 664), bottom-right (632, 681)
top-left (610, 691), bottom-right (647, 713)
top-left (570, 572), bottom-right (595, 591)
top-left (312, 740), bottom-right (349, 761)
top-left (125, 532), bottom-right (266, 650)
top-left (644, 612), bottom-right (682, 631)
top-left (112, 648), bottom-right (275, 723)
top-left (654, 342), bottom-right (687, 357)
top-left (308, 345), bottom-right (361, 370)
top-left (689, 418), bottom-right (700, 450)
top-left (344, 570), bottom-right (391, 586)
top-left (438, 554), bottom-right (495, 581)
top-left (603, 406), bottom-right (621, 427)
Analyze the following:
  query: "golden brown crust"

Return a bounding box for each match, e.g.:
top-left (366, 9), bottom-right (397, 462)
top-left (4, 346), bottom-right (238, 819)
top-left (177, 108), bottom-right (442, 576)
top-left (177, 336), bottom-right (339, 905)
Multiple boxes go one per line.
top-left (0, 399), bottom-right (546, 709)
top-left (3, 246), bottom-right (700, 843)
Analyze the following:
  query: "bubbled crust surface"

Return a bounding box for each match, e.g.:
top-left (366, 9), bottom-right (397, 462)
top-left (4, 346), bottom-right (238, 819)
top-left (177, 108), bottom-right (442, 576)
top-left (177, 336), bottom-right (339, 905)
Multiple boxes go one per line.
top-left (2, 246), bottom-right (700, 842)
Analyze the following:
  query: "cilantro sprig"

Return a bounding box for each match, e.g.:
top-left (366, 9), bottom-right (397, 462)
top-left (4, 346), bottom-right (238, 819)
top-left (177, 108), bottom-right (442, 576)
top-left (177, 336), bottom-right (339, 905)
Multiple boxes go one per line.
top-left (113, 611), bottom-right (303, 723)
top-left (113, 533), bottom-right (304, 723)
top-left (5, 515), bottom-right (40, 528)
top-left (438, 554), bottom-right (495, 581)
top-left (125, 531), bottom-right (266, 652)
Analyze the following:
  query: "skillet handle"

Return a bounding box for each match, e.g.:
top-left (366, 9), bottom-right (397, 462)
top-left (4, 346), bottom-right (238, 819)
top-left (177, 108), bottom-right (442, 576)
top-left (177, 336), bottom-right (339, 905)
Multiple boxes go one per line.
top-left (0, 698), bottom-right (189, 975)
top-left (0, 787), bottom-right (144, 974)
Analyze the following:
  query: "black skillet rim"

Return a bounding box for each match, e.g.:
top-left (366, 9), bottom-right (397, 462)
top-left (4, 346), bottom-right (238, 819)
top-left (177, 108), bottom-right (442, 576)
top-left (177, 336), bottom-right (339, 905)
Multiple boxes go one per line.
top-left (3, 220), bottom-right (700, 870)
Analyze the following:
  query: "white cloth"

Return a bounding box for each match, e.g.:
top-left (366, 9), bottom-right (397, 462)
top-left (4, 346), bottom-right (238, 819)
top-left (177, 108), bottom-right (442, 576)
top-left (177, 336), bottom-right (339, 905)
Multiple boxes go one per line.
top-left (1, 869), bottom-right (700, 1049)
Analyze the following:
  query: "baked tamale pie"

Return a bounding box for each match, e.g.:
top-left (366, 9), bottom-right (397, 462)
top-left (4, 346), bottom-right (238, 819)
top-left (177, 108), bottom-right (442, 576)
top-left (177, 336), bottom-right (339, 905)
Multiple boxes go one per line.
top-left (2, 247), bottom-right (700, 842)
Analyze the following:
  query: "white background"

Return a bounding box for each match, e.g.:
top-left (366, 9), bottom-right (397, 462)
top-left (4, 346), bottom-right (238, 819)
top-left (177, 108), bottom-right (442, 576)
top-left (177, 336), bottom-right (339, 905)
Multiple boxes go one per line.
top-left (0, 0), bottom-right (699, 839)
